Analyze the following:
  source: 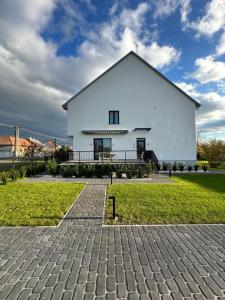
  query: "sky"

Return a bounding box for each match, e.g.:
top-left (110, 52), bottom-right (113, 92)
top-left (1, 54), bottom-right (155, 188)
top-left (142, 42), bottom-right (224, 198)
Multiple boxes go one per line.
top-left (0, 0), bottom-right (225, 141)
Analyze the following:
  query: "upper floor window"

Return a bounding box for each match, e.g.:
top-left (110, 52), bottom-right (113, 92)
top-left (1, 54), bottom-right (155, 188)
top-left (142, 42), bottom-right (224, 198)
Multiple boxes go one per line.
top-left (109, 111), bottom-right (119, 124)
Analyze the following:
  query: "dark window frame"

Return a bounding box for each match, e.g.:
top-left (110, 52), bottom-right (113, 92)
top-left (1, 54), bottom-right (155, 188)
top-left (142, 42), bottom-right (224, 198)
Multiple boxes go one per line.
top-left (109, 111), bottom-right (119, 124)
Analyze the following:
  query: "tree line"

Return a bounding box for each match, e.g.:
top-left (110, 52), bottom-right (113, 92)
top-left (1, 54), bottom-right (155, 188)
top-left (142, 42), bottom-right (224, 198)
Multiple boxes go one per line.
top-left (197, 139), bottom-right (225, 167)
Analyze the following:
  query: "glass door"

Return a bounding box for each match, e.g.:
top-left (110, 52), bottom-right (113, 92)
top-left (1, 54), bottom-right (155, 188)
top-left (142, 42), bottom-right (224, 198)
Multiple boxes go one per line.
top-left (94, 138), bottom-right (112, 160)
top-left (136, 138), bottom-right (146, 160)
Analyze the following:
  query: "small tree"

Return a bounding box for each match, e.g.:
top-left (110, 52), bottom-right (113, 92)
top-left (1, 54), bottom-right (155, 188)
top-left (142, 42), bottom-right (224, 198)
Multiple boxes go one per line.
top-left (198, 139), bottom-right (225, 167)
top-left (23, 141), bottom-right (44, 161)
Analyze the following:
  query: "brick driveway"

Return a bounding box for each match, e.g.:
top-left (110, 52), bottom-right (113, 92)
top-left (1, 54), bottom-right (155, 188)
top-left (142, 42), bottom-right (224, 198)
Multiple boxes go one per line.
top-left (0, 183), bottom-right (225, 299)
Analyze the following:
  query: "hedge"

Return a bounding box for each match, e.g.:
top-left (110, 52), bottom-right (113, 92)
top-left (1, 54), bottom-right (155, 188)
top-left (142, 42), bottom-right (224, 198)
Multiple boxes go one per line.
top-left (0, 162), bottom-right (45, 184)
top-left (52, 163), bottom-right (152, 178)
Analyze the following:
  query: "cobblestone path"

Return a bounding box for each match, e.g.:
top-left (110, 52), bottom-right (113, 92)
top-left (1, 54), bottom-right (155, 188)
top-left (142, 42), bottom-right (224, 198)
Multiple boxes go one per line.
top-left (0, 183), bottom-right (225, 299)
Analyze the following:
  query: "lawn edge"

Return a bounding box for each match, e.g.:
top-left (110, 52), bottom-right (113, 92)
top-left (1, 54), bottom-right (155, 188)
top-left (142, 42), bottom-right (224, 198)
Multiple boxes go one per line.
top-left (102, 223), bottom-right (225, 227)
top-left (57, 183), bottom-right (87, 227)
top-left (0, 183), bottom-right (87, 228)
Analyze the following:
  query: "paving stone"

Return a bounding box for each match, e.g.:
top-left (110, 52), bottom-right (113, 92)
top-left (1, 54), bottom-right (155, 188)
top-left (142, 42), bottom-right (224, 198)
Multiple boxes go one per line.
top-left (40, 287), bottom-right (53, 299)
top-left (77, 266), bottom-right (89, 284)
top-left (126, 271), bottom-right (136, 292)
top-left (96, 275), bottom-right (106, 296)
top-left (106, 292), bottom-right (117, 300)
top-left (146, 278), bottom-right (157, 292)
top-left (84, 294), bottom-right (94, 300)
top-left (73, 284), bottom-right (85, 299)
top-left (51, 282), bottom-right (65, 300)
top-left (0, 182), bottom-right (225, 300)
top-left (33, 279), bottom-right (47, 294)
top-left (106, 275), bottom-right (116, 292)
top-left (117, 283), bottom-right (127, 298)
top-left (116, 265), bottom-right (125, 283)
top-left (128, 291), bottom-right (139, 300)
top-left (62, 290), bottom-right (73, 300)
top-left (157, 282), bottom-right (169, 295)
top-left (148, 291), bottom-right (160, 300)
top-left (17, 288), bottom-right (32, 300)
top-left (137, 282), bottom-right (148, 294)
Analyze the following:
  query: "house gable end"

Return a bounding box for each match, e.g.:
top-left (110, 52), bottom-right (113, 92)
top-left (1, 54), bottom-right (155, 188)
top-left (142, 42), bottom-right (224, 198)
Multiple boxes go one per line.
top-left (62, 51), bottom-right (201, 110)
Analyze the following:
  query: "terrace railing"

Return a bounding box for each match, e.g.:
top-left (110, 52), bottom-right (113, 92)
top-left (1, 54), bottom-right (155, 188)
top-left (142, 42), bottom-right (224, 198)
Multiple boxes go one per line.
top-left (67, 150), bottom-right (153, 164)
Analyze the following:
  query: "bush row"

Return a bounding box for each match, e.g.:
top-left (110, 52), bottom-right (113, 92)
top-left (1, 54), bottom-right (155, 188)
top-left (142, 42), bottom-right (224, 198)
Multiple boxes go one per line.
top-left (0, 162), bottom-right (45, 184)
top-left (155, 162), bottom-right (208, 172)
top-left (46, 160), bottom-right (152, 178)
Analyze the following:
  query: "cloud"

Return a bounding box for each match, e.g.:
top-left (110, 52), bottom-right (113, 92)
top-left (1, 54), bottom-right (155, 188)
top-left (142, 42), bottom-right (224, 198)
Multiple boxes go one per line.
top-left (80, 3), bottom-right (180, 68)
top-left (190, 0), bottom-right (225, 37)
top-left (189, 56), bottom-right (225, 83)
top-left (176, 81), bottom-right (225, 134)
top-left (216, 31), bottom-right (225, 55)
top-left (153, 0), bottom-right (180, 19)
top-left (152, 0), bottom-right (191, 24)
top-left (0, 1), bottom-right (181, 138)
top-left (109, 1), bottom-right (119, 16)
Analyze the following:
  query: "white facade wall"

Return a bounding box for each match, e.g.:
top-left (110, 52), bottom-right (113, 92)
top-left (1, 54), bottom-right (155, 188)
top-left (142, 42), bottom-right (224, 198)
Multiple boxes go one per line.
top-left (66, 54), bottom-right (197, 163)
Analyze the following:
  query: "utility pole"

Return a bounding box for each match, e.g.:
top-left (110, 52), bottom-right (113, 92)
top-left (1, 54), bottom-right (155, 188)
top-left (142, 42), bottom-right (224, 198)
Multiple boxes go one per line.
top-left (13, 125), bottom-right (20, 168)
top-left (54, 138), bottom-right (57, 155)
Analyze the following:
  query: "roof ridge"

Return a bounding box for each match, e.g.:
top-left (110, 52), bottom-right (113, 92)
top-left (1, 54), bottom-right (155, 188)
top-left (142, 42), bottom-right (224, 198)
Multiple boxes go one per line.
top-left (62, 51), bottom-right (201, 110)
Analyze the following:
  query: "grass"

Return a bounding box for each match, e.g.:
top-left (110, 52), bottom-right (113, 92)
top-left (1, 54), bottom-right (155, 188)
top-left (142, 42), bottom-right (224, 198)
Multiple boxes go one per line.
top-left (106, 174), bottom-right (225, 225)
top-left (0, 182), bottom-right (85, 226)
top-left (197, 160), bottom-right (225, 171)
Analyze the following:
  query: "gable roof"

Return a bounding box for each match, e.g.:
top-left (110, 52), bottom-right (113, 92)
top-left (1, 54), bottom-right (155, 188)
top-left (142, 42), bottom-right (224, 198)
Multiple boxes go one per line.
top-left (0, 136), bottom-right (30, 146)
top-left (62, 51), bottom-right (201, 110)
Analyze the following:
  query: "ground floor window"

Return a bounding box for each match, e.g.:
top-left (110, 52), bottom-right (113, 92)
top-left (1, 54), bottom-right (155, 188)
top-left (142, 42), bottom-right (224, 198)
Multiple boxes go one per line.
top-left (94, 138), bottom-right (112, 160)
top-left (136, 138), bottom-right (146, 160)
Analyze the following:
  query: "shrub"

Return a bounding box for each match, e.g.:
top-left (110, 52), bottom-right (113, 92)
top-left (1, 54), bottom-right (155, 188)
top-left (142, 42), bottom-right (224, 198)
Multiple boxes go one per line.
top-left (103, 164), bottom-right (113, 175)
top-left (61, 165), bottom-right (74, 178)
top-left (126, 169), bottom-right (133, 179)
top-left (46, 159), bottom-right (57, 176)
top-left (18, 166), bottom-right (26, 178)
top-left (117, 169), bottom-right (123, 178)
top-left (145, 163), bottom-right (152, 177)
top-left (202, 164), bottom-right (208, 172)
top-left (116, 164), bottom-right (125, 178)
top-left (155, 163), bottom-right (161, 172)
top-left (178, 163), bottom-right (185, 172)
top-left (135, 166), bottom-right (144, 178)
top-left (78, 164), bottom-right (85, 177)
top-left (172, 163), bottom-right (177, 172)
top-left (209, 161), bottom-right (220, 168)
top-left (0, 172), bottom-right (8, 184)
top-left (95, 164), bottom-right (103, 178)
top-left (9, 169), bottom-right (19, 181)
top-left (194, 164), bottom-right (199, 172)
top-left (167, 163), bottom-right (172, 171)
top-left (162, 163), bottom-right (168, 171)
top-left (72, 164), bottom-right (79, 177)
top-left (187, 165), bottom-right (193, 172)
top-left (84, 165), bottom-right (95, 178)
top-left (26, 165), bottom-right (33, 177)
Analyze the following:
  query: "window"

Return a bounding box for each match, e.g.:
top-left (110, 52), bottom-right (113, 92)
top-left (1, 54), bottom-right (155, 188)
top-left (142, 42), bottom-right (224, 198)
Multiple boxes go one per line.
top-left (109, 111), bottom-right (119, 124)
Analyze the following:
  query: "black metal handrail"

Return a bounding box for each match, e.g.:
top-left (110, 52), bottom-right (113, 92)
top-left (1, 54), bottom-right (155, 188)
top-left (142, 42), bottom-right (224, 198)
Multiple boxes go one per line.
top-left (67, 150), bottom-right (152, 164)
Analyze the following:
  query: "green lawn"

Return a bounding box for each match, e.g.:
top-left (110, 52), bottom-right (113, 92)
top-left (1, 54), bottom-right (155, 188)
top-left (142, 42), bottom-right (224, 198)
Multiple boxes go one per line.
top-left (0, 182), bottom-right (85, 226)
top-left (197, 160), bottom-right (225, 171)
top-left (106, 174), bottom-right (225, 224)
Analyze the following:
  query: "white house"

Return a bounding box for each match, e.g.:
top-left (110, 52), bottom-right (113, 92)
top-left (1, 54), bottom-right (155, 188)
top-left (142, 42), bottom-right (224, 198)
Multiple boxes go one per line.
top-left (62, 51), bottom-right (200, 165)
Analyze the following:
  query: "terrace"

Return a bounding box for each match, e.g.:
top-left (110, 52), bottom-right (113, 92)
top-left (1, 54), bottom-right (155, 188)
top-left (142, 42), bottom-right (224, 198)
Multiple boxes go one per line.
top-left (68, 149), bottom-right (158, 164)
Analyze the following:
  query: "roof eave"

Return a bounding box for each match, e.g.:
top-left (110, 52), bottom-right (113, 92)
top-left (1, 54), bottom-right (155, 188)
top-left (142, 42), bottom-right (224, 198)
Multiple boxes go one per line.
top-left (62, 50), bottom-right (201, 110)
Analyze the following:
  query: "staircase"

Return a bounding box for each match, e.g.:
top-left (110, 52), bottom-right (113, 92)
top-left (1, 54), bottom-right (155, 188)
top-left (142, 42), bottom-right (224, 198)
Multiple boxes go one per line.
top-left (149, 150), bottom-right (159, 173)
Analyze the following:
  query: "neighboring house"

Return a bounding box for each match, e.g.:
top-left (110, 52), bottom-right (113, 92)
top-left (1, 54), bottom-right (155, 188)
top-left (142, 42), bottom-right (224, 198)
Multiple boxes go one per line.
top-left (62, 51), bottom-right (200, 164)
top-left (27, 138), bottom-right (59, 156)
top-left (0, 136), bottom-right (30, 158)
